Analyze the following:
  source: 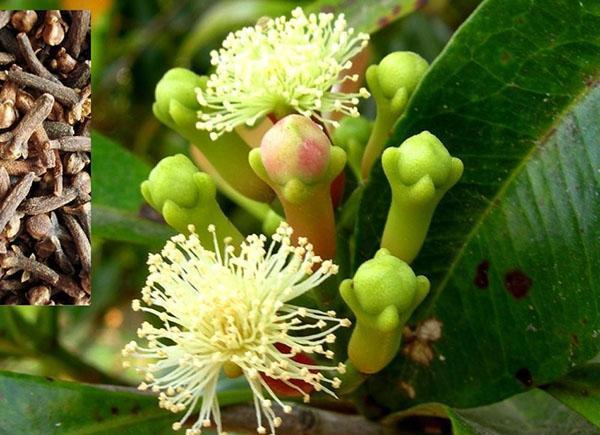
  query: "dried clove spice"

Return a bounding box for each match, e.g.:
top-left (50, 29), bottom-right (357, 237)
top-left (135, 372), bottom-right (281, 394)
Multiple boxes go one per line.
top-left (0, 10), bottom-right (91, 305)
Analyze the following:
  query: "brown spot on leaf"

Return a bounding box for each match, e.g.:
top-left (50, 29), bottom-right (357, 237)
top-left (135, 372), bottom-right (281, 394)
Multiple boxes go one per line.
top-left (571, 334), bottom-right (580, 347)
top-left (500, 51), bottom-right (512, 64)
top-left (504, 270), bottom-right (532, 299)
top-left (515, 368), bottom-right (533, 387)
top-left (378, 17), bottom-right (390, 28)
top-left (131, 404), bottom-right (141, 415)
top-left (45, 376), bottom-right (55, 382)
top-left (474, 260), bottom-right (490, 288)
top-left (402, 318), bottom-right (443, 365)
top-left (93, 410), bottom-right (104, 422)
top-left (392, 5), bottom-right (401, 15)
top-left (111, 406), bottom-right (119, 416)
top-left (403, 340), bottom-right (434, 365)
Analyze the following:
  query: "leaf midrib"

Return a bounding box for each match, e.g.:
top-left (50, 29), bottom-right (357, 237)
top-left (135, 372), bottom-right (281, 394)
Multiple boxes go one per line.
top-left (418, 81), bottom-right (598, 319)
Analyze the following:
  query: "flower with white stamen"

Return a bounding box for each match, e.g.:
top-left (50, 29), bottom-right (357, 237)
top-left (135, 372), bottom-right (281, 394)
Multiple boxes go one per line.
top-left (196, 7), bottom-right (370, 140)
top-left (122, 222), bottom-right (350, 434)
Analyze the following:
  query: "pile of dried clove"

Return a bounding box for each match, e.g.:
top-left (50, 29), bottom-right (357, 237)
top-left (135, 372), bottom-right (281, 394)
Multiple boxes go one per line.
top-left (0, 10), bottom-right (91, 305)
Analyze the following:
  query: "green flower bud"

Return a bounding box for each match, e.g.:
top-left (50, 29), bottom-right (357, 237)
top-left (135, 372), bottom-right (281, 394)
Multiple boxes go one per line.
top-left (381, 131), bottom-right (463, 263)
top-left (153, 68), bottom-right (274, 203)
top-left (376, 52), bottom-right (428, 102)
top-left (332, 116), bottom-right (372, 179)
top-left (340, 249), bottom-right (430, 374)
top-left (154, 68), bottom-right (206, 129)
top-left (360, 51), bottom-right (429, 179)
top-left (141, 154), bottom-right (243, 248)
top-left (249, 115), bottom-right (346, 260)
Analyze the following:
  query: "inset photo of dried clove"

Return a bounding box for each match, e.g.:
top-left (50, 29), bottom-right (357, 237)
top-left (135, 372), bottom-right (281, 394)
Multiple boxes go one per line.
top-left (0, 10), bottom-right (90, 305)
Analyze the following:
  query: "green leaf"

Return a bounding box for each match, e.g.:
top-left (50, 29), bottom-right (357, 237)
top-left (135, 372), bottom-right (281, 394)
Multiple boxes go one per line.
top-left (308, 0), bottom-right (424, 34)
top-left (355, 0), bottom-right (600, 411)
top-left (177, 0), bottom-right (425, 66)
top-left (92, 132), bottom-right (175, 246)
top-left (175, 0), bottom-right (294, 67)
top-left (545, 363), bottom-right (600, 427)
top-left (92, 131), bottom-right (150, 213)
top-left (0, 371), bottom-right (251, 434)
top-left (92, 205), bottom-right (175, 248)
top-left (448, 389), bottom-right (598, 435)
top-left (384, 389), bottom-right (597, 433)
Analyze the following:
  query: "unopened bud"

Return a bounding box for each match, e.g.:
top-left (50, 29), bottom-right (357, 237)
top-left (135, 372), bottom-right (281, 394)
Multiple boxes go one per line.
top-left (382, 131), bottom-right (463, 262)
top-left (340, 249), bottom-right (430, 374)
top-left (375, 51), bottom-right (428, 100)
top-left (141, 154), bottom-right (243, 248)
top-left (260, 114), bottom-right (331, 185)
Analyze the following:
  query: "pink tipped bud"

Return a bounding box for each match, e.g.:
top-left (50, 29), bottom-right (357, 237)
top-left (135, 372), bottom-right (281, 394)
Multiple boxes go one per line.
top-left (260, 114), bottom-right (331, 185)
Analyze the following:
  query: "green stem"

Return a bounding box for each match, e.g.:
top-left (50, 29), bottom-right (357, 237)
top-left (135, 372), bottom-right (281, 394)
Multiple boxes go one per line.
top-left (280, 187), bottom-right (336, 260)
top-left (381, 198), bottom-right (436, 264)
top-left (360, 110), bottom-right (395, 180)
top-left (43, 345), bottom-right (125, 385)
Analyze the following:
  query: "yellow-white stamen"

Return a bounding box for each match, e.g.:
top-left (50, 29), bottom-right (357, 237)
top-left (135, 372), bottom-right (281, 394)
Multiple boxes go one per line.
top-left (196, 7), bottom-right (370, 140)
top-left (123, 222), bottom-right (349, 434)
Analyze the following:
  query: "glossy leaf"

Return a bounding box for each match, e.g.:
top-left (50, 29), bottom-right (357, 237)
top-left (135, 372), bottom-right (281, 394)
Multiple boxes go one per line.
top-left (448, 389), bottom-right (598, 435)
top-left (92, 205), bottom-right (175, 248)
top-left (0, 371), bottom-right (251, 434)
top-left (177, 0), bottom-right (425, 67)
top-left (92, 131), bottom-right (150, 213)
top-left (385, 389), bottom-right (597, 434)
top-left (354, 0), bottom-right (600, 412)
top-left (308, 0), bottom-right (424, 34)
top-left (175, 0), bottom-right (294, 67)
top-left (545, 363), bottom-right (600, 427)
top-left (92, 132), bottom-right (174, 246)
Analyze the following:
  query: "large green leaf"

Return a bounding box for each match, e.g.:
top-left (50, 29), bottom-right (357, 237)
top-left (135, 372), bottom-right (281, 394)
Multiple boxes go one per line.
top-left (0, 371), bottom-right (251, 434)
top-left (545, 363), bottom-right (600, 427)
top-left (385, 389), bottom-right (598, 434)
top-left (177, 0), bottom-right (425, 66)
top-left (92, 205), bottom-right (175, 249)
top-left (448, 389), bottom-right (598, 435)
top-left (308, 0), bottom-right (423, 34)
top-left (92, 132), bottom-right (174, 246)
top-left (92, 132), bottom-right (150, 213)
top-left (354, 0), bottom-right (600, 412)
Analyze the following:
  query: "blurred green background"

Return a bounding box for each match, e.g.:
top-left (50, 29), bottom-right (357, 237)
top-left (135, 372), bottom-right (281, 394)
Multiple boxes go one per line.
top-left (0, 0), bottom-right (475, 386)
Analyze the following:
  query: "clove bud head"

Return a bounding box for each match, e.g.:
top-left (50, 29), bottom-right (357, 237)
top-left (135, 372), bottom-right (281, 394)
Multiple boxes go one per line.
top-left (141, 154), bottom-right (203, 213)
top-left (377, 51), bottom-right (428, 98)
top-left (340, 249), bottom-right (430, 374)
top-left (141, 154), bottom-right (243, 247)
top-left (367, 51), bottom-right (428, 115)
top-left (260, 114), bottom-right (331, 185)
top-left (381, 131), bottom-right (463, 263)
top-left (153, 68), bottom-right (207, 131)
top-left (11, 10), bottom-right (37, 33)
top-left (386, 131), bottom-right (463, 191)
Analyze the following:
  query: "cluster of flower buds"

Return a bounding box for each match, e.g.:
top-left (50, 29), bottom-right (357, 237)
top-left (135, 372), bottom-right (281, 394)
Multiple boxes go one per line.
top-left (133, 6), bottom-right (464, 435)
